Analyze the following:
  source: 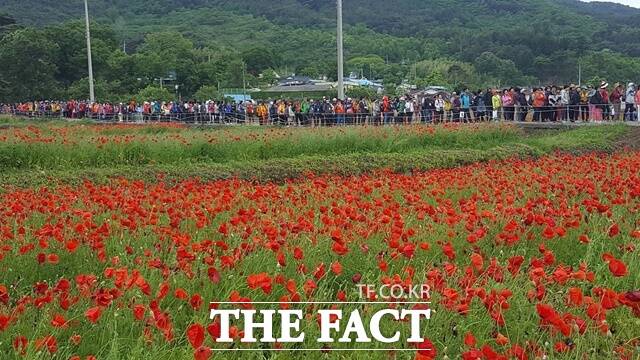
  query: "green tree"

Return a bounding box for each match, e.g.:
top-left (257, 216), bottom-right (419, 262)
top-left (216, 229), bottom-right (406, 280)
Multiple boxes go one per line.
top-left (416, 70), bottom-right (448, 88)
top-left (44, 21), bottom-right (118, 85)
top-left (346, 86), bottom-right (378, 99)
top-left (260, 69), bottom-right (278, 86)
top-left (194, 85), bottom-right (220, 101)
top-left (223, 59), bottom-right (246, 88)
top-left (0, 28), bottom-right (60, 101)
top-left (241, 47), bottom-right (279, 75)
top-left (415, 59), bottom-right (478, 88)
top-left (346, 55), bottom-right (387, 79)
top-left (296, 66), bottom-right (320, 78)
top-left (138, 31), bottom-right (196, 93)
top-left (474, 52), bottom-right (526, 86)
top-left (107, 50), bottom-right (144, 95)
top-left (66, 78), bottom-right (114, 101)
top-left (135, 85), bottom-right (173, 102)
top-left (580, 50), bottom-right (640, 84)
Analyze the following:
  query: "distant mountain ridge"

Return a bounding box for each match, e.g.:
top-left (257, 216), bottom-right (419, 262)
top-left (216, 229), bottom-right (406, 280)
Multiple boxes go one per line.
top-left (1, 0), bottom-right (640, 99)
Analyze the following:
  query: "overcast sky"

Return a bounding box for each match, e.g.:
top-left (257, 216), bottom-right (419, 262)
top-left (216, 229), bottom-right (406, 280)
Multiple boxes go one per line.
top-left (581, 0), bottom-right (640, 8)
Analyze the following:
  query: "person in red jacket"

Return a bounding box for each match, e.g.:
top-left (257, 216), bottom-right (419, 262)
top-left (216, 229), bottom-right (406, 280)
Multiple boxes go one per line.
top-left (334, 99), bottom-right (345, 126)
top-left (610, 83), bottom-right (623, 121)
top-left (381, 96), bottom-right (392, 124)
top-left (532, 88), bottom-right (546, 122)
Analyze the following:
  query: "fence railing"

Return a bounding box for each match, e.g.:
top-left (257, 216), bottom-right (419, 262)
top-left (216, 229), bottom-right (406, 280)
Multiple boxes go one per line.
top-left (2, 104), bottom-right (639, 125)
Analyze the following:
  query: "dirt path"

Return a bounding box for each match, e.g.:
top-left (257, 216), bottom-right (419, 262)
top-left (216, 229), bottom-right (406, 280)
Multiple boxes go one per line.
top-left (612, 126), bottom-right (640, 151)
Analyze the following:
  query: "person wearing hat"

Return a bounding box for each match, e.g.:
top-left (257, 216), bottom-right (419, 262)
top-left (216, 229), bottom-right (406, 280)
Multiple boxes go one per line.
top-left (516, 88), bottom-right (528, 122)
top-left (624, 83), bottom-right (636, 122)
top-left (599, 81), bottom-right (610, 121)
top-left (434, 94), bottom-right (445, 124)
top-left (579, 86), bottom-right (590, 122)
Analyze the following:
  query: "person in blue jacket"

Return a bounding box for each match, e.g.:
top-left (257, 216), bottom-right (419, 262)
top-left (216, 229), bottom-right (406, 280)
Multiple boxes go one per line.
top-left (460, 89), bottom-right (471, 123)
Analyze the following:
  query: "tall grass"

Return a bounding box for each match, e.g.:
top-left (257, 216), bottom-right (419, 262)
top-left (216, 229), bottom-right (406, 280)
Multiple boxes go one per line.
top-left (0, 124), bottom-right (526, 171)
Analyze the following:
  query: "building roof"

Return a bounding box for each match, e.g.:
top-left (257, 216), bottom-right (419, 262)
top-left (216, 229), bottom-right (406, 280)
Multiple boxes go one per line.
top-left (264, 84), bottom-right (334, 93)
top-left (277, 76), bottom-right (313, 87)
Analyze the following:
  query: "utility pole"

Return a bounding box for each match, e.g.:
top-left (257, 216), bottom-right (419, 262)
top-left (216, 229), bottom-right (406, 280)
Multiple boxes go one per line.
top-left (84, 0), bottom-right (95, 103)
top-left (578, 62), bottom-right (582, 87)
top-left (336, 0), bottom-right (344, 100)
top-left (242, 61), bottom-right (247, 101)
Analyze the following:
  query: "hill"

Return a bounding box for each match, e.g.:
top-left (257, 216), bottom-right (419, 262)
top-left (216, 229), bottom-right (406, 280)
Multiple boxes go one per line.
top-left (1, 0), bottom-right (640, 101)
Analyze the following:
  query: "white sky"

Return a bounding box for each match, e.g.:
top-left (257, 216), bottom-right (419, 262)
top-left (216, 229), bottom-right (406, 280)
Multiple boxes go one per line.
top-left (581, 0), bottom-right (640, 8)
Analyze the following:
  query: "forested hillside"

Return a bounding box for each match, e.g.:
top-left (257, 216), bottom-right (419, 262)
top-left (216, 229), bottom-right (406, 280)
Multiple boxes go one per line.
top-left (1, 0), bottom-right (640, 102)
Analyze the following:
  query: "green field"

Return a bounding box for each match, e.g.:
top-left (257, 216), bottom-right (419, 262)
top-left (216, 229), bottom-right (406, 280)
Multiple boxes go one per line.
top-left (0, 120), bottom-right (638, 360)
top-left (0, 119), bottom-right (629, 187)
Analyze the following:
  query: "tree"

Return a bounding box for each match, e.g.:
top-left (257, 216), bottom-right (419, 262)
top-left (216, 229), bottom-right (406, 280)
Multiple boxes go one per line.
top-left (194, 85), bottom-right (220, 101)
top-left (346, 55), bottom-right (387, 79)
top-left (134, 86), bottom-right (173, 103)
top-left (579, 50), bottom-right (640, 85)
top-left (416, 70), bottom-right (447, 88)
top-left (223, 59), bottom-right (246, 88)
top-left (66, 78), bottom-right (115, 102)
top-left (474, 52), bottom-right (525, 86)
top-left (415, 59), bottom-right (478, 88)
top-left (346, 86), bottom-right (377, 99)
top-left (260, 69), bottom-right (278, 86)
top-left (107, 50), bottom-right (144, 95)
top-left (138, 32), bottom-right (196, 93)
top-left (241, 47), bottom-right (279, 75)
top-left (0, 28), bottom-right (60, 102)
top-left (44, 21), bottom-right (118, 85)
top-left (296, 66), bottom-right (320, 78)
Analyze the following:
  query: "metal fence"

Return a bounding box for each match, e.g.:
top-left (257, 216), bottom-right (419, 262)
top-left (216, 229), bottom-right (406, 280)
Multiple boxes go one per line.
top-left (2, 104), bottom-right (639, 125)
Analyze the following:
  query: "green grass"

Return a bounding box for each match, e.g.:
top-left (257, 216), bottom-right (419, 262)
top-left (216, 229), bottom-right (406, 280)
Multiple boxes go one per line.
top-left (0, 144), bottom-right (538, 187)
top-left (0, 123), bottom-right (524, 170)
top-left (0, 121), bottom-right (630, 188)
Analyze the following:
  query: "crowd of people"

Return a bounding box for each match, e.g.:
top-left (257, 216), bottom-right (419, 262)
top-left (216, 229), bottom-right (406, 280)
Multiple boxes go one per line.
top-left (2, 81), bottom-right (640, 125)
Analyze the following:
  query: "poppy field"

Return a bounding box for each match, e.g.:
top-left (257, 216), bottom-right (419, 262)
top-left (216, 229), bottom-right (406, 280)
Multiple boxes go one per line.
top-left (0, 121), bottom-right (639, 360)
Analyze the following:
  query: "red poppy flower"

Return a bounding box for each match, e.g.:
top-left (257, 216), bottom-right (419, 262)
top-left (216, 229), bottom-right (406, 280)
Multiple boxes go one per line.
top-left (194, 345), bottom-right (212, 360)
top-left (186, 323), bottom-right (205, 349)
top-left (85, 306), bottom-right (102, 324)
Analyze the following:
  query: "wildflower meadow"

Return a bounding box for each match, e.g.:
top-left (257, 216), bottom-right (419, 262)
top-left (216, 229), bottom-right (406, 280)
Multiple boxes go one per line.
top-left (0, 119), bottom-right (638, 360)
